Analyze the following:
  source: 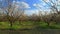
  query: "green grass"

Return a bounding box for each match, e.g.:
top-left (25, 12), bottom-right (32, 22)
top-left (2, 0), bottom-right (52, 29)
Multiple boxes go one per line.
top-left (0, 22), bottom-right (10, 29)
top-left (50, 24), bottom-right (60, 29)
top-left (12, 21), bottom-right (35, 30)
top-left (0, 21), bottom-right (60, 30)
top-left (0, 21), bottom-right (35, 30)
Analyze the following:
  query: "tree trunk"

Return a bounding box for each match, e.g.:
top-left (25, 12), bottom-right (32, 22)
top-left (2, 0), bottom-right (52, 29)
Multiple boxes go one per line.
top-left (46, 21), bottom-right (50, 26)
top-left (10, 22), bottom-right (12, 27)
top-left (9, 21), bottom-right (13, 30)
top-left (47, 23), bottom-right (50, 26)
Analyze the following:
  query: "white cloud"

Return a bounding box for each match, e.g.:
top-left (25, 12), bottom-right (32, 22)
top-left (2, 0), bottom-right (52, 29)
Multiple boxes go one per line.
top-left (58, 0), bottom-right (60, 1)
top-left (13, 1), bottom-right (30, 9)
top-left (33, 4), bottom-right (37, 6)
top-left (33, 3), bottom-right (43, 8)
top-left (13, 1), bottom-right (16, 3)
top-left (20, 2), bottom-right (31, 8)
top-left (24, 8), bottom-right (51, 16)
top-left (42, 3), bottom-right (46, 6)
top-left (25, 9), bottom-right (51, 16)
top-left (43, 0), bottom-right (50, 2)
top-left (25, 10), bottom-right (39, 15)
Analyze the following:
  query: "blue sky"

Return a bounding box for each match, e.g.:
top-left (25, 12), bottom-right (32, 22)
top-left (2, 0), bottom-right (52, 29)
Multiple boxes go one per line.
top-left (0, 0), bottom-right (60, 15)
top-left (17, 0), bottom-right (50, 9)
top-left (16, 0), bottom-right (50, 15)
top-left (13, 0), bottom-right (41, 9)
top-left (13, 0), bottom-right (46, 14)
top-left (0, 0), bottom-right (43, 15)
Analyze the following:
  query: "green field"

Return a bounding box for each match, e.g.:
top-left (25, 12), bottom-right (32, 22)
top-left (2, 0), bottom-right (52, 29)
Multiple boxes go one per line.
top-left (0, 21), bottom-right (60, 34)
top-left (0, 21), bottom-right (60, 30)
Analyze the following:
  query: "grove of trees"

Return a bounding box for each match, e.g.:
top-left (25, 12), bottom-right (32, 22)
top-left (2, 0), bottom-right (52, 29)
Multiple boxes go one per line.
top-left (0, 0), bottom-right (60, 29)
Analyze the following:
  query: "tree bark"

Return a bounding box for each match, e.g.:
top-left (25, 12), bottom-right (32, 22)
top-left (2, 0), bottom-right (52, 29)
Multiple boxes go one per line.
top-left (9, 21), bottom-right (13, 30)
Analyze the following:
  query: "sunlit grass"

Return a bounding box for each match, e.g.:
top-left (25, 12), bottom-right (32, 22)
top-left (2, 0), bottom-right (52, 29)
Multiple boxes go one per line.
top-left (0, 22), bottom-right (10, 29)
top-left (0, 21), bottom-right (60, 29)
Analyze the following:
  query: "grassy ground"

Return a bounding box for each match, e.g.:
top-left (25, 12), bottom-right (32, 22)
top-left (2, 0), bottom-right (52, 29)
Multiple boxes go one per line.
top-left (0, 21), bottom-right (60, 30)
top-left (0, 21), bottom-right (60, 34)
top-left (0, 21), bottom-right (35, 30)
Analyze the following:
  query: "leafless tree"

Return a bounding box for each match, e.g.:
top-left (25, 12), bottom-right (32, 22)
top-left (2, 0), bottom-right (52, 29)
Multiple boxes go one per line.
top-left (42, 0), bottom-right (60, 24)
top-left (1, 0), bottom-right (25, 27)
top-left (43, 0), bottom-right (60, 14)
